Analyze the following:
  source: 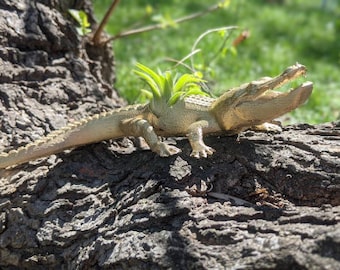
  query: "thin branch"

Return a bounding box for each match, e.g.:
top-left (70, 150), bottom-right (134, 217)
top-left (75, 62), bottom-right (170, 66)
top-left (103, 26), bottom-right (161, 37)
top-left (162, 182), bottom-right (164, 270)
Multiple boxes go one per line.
top-left (104, 2), bottom-right (223, 43)
top-left (165, 49), bottom-right (202, 71)
top-left (206, 27), bottom-right (235, 65)
top-left (165, 57), bottom-right (195, 72)
top-left (92, 0), bottom-right (121, 45)
top-left (163, 50), bottom-right (213, 95)
top-left (208, 192), bottom-right (255, 207)
top-left (190, 26), bottom-right (238, 69)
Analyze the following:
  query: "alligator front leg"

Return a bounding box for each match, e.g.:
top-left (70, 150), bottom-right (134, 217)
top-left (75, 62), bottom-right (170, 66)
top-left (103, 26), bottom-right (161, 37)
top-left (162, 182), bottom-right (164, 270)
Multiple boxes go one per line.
top-left (187, 120), bottom-right (215, 158)
top-left (120, 117), bottom-right (181, 157)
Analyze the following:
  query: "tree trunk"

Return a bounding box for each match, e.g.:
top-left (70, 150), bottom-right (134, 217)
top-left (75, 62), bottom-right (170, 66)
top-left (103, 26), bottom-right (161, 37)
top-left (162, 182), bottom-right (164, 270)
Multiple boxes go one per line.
top-left (0, 0), bottom-right (339, 269)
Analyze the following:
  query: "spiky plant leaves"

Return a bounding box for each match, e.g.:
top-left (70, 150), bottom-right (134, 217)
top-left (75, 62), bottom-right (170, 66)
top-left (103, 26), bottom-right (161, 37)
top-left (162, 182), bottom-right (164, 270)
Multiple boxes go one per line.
top-left (134, 63), bottom-right (209, 109)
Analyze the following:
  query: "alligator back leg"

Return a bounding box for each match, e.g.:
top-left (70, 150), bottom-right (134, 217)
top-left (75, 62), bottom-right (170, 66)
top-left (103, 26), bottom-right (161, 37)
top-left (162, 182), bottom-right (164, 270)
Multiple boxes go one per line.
top-left (120, 117), bottom-right (181, 157)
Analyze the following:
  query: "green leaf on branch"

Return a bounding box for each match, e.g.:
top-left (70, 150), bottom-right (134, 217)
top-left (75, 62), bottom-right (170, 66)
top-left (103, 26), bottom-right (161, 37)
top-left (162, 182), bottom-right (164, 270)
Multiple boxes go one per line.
top-left (145, 4), bottom-right (154, 15)
top-left (152, 14), bottom-right (178, 28)
top-left (68, 9), bottom-right (91, 36)
top-left (218, 0), bottom-right (231, 9)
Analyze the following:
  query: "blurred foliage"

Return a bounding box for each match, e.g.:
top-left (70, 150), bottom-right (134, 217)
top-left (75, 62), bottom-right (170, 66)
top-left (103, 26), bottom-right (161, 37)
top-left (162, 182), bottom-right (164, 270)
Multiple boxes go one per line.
top-left (92, 0), bottom-right (340, 124)
top-left (68, 9), bottom-right (91, 35)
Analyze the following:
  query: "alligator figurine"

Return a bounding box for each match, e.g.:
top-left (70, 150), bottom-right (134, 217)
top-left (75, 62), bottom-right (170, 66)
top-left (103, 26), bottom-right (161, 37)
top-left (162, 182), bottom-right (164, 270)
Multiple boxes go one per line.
top-left (0, 63), bottom-right (313, 169)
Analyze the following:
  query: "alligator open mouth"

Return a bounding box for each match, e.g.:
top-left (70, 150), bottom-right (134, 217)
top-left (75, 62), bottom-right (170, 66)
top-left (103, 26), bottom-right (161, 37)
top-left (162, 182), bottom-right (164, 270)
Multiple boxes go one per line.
top-left (212, 63), bottom-right (313, 130)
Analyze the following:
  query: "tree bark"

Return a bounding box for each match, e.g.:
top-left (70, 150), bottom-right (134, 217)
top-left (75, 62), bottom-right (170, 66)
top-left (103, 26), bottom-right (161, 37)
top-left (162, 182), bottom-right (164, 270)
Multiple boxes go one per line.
top-left (0, 0), bottom-right (339, 269)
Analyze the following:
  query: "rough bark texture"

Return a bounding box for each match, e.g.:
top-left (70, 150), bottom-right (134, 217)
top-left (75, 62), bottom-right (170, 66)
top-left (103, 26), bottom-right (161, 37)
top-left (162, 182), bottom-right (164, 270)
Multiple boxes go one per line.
top-left (0, 0), bottom-right (339, 269)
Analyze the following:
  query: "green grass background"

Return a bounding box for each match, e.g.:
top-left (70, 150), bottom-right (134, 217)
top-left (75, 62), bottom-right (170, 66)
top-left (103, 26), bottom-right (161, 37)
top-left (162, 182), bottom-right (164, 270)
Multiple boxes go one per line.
top-left (93, 0), bottom-right (340, 124)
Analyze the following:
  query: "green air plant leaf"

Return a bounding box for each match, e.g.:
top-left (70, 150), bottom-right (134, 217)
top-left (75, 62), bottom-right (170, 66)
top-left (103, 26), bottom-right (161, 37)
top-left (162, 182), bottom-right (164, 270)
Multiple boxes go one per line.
top-left (167, 92), bottom-right (182, 106)
top-left (134, 70), bottom-right (161, 99)
top-left (163, 71), bottom-right (174, 101)
top-left (134, 63), bottom-right (165, 98)
top-left (168, 82), bottom-right (208, 106)
top-left (134, 63), bottom-right (209, 108)
top-left (140, 89), bottom-right (154, 100)
top-left (173, 74), bottom-right (205, 93)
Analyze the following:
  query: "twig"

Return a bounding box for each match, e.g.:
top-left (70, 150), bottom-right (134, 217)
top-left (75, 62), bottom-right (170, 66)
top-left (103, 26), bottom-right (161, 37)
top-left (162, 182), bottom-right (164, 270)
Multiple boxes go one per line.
top-left (104, 2), bottom-right (223, 43)
top-left (163, 51), bottom-right (213, 95)
top-left (165, 49), bottom-right (202, 71)
top-left (208, 192), bottom-right (255, 207)
top-left (190, 26), bottom-right (238, 70)
top-left (92, 0), bottom-right (121, 45)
